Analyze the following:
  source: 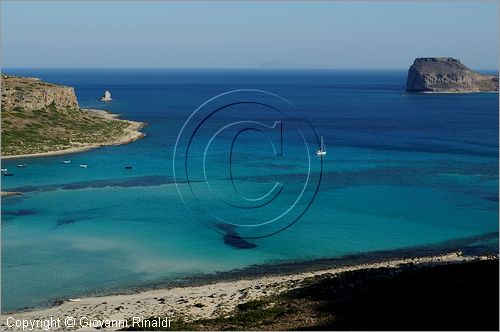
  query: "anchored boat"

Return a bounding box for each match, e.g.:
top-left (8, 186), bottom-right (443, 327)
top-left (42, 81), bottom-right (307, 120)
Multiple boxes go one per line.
top-left (316, 136), bottom-right (326, 156)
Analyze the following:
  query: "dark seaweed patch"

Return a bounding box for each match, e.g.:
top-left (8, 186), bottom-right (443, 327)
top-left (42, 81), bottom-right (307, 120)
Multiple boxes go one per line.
top-left (55, 218), bottom-right (76, 227)
top-left (6, 176), bottom-right (176, 194)
top-left (2, 209), bottom-right (36, 216)
top-left (482, 194), bottom-right (499, 202)
top-left (246, 162), bottom-right (299, 170)
top-left (216, 223), bottom-right (257, 249)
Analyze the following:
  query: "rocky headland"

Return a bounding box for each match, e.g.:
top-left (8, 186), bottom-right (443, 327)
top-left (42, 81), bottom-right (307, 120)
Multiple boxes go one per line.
top-left (406, 57), bottom-right (498, 93)
top-left (1, 75), bottom-right (145, 158)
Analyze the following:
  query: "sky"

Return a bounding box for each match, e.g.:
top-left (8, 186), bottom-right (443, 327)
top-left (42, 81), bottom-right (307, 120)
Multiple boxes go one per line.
top-left (1, 1), bottom-right (498, 69)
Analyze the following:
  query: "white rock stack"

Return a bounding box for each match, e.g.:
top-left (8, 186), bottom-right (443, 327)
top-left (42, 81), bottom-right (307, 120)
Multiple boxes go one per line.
top-left (100, 90), bottom-right (113, 102)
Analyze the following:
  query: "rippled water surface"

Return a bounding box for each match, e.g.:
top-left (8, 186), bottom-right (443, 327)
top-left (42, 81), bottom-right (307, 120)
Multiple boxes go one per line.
top-left (1, 69), bottom-right (498, 311)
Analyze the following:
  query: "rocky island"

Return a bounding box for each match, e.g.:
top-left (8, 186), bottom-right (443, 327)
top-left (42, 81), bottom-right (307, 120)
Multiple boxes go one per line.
top-left (1, 75), bottom-right (144, 158)
top-left (406, 57), bottom-right (498, 93)
top-left (100, 90), bottom-right (113, 102)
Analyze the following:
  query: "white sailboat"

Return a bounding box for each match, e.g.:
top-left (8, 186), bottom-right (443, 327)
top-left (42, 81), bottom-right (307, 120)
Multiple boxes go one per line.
top-left (316, 136), bottom-right (326, 156)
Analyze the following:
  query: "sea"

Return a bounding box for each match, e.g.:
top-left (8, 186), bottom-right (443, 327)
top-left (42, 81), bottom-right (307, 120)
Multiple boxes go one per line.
top-left (1, 68), bottom-right (498, 312)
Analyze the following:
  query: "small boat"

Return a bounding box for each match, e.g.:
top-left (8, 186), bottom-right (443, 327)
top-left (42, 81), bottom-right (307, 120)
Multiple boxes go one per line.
top-left (3, 173), bottom-right (14, 176)
top-left (68, 298), bottom-right (81, 302)
top-left (1, 168), bottom-right (7, 173)
top-left (316, 136), bottom-right (327, 157)
top-left (62, 160), bottom-right (71, 164)
top-left (125, 166), bottom-right (133, 169)
top-left (17, 164), bottom-right (27, 168)
top-left (79, 164), bottom-right (88, 168)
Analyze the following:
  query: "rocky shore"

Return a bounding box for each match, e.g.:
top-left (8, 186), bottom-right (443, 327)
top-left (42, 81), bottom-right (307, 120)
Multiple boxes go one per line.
top-left (1, 75), bottom-right (145, 158)
top-left (2, 251), bottom-right (497, 331)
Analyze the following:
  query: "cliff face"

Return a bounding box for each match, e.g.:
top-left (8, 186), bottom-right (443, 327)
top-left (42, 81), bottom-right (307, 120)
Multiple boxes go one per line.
top-left (406, 57), bottom-right (498, 93)
top-left (0, 75), bottom-right (134, 157)
top-left (1, 75), bottom-right (79, 112)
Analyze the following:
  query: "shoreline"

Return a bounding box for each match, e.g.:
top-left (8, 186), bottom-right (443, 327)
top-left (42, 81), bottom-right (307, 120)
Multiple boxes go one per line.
top-left (3, 231), bottom-right (497, 313)
top-left (0, 191), bottom-right (22, 197)
top-left (417, 90), bottom-right (498, 94)
top-left (406, 89), bottom-right (499, 94)
top-left (1, 109), bottom-right (145, 160)
top-left (2, 251), bottom-right (497, 330)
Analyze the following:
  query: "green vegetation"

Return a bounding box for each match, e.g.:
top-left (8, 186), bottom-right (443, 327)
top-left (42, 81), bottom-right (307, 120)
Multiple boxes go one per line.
top-left (121, 295), bottom-right (329, 331)
top-left (200, 299), bottom-right (286, 329)
top-left (121, 260), bottom-right (499, 331)
top-left (1, 105), bottom-right (129, 155)
top-left (121, 298), bottom-right (290, 331)
top-left (1, 75), bottom-right (133, 156)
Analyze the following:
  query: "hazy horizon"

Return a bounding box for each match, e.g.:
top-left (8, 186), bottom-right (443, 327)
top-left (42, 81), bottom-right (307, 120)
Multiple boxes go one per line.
top-left (2, 1), bottom-right (498, 70)
top-left (2, 66), bottom-right (499, 71)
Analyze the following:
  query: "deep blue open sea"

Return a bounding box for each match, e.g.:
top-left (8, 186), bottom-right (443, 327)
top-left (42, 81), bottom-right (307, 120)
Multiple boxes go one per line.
top-left (1, 69), bottom-right (498, 312)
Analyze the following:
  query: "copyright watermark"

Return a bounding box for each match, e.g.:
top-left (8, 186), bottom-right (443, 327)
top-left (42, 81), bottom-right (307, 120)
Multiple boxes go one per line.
top-left (5, 316), bottom-right (172, 330)
top-left (173, 90), bottom-right (323, 239)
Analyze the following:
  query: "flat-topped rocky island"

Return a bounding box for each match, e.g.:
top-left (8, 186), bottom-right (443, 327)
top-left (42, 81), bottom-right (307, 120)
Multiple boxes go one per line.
top-left (406, 57), bottom-right (498, 93)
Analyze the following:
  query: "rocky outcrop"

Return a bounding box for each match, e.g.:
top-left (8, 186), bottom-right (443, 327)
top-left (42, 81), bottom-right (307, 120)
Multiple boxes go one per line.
top-left (100, 90), bottom-right (112, 102)
top-left (406, 57), bottom-right (498, 93)
top-left (1, 74), bottom-right (79, 112)
top-left (1, 75), bottom-right (144, 157)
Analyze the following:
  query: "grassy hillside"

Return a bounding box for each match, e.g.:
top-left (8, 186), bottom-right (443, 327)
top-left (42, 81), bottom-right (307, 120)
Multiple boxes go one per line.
top-left (1, 75), bottom-right (137, 156)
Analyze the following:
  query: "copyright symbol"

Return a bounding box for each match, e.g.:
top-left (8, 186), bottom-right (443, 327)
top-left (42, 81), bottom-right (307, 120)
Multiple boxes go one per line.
top-left (65, 316), bottom-right (76, 328)
top-left (173, 90), bottom-right (323, 239)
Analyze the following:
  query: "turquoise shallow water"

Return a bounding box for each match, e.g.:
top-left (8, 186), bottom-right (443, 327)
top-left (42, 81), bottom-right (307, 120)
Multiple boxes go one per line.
top-left (1, 69), bottom-right (498, 311)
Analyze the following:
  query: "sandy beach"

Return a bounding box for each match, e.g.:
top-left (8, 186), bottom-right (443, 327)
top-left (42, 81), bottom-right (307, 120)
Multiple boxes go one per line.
top-left (0, 191), bottom-right (22, 197)
top-left (2, 251), bottom-right (496, 331)
top-left (1, 109), bottom-right (145, 160)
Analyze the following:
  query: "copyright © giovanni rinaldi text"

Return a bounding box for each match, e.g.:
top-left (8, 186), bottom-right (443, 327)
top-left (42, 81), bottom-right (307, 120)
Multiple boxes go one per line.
top-left (5, 316), bottom-right (172, 330)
